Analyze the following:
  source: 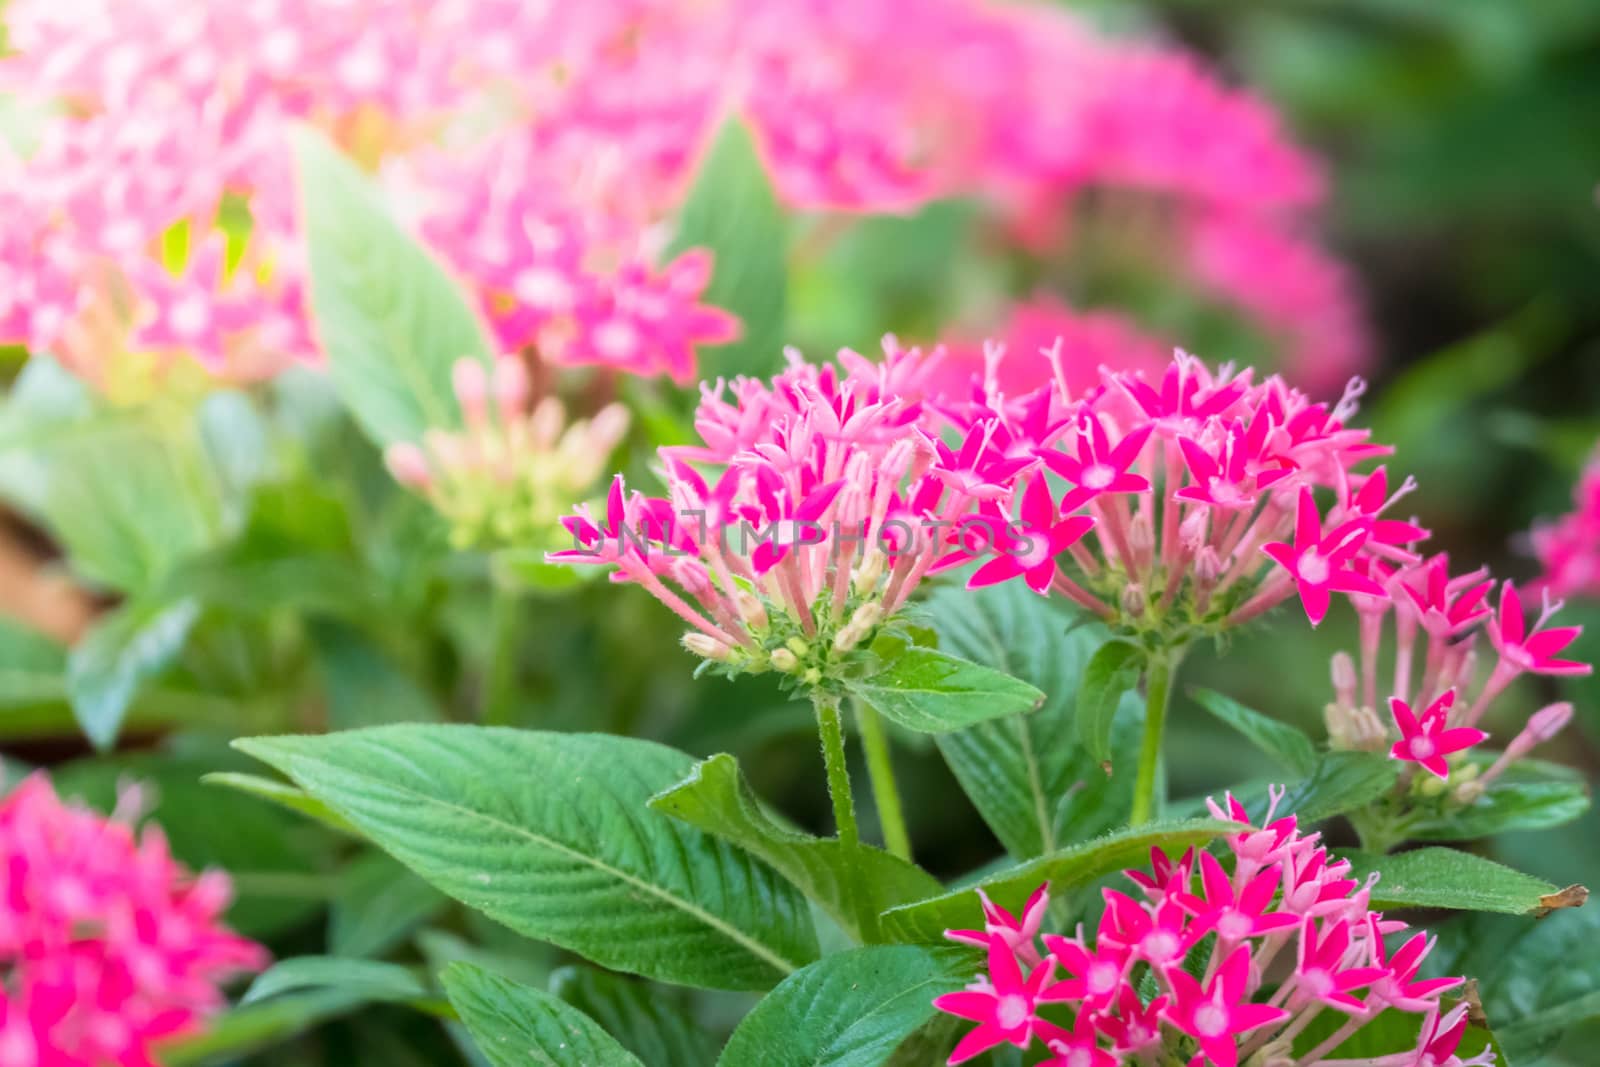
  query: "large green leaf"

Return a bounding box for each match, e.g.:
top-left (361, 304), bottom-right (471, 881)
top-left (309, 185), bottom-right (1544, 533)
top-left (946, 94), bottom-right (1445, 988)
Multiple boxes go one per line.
top-left (1348, 848), bottom-right (1567, 915)
top-left (648, 753), bottom-right (942, 942)
top-left (66, 596), bottom-right (200, 750)
top-left (203, 771), bottom-right (359, 836)
top-left (550, 966), bottom-right (717, 1067)
top-left (293, 125), bottom-right (492, 446)
top-left (879, 819), bottom-right (1236, 943)
top-left (665, 119), bottom-right (786, 380)
top-left (1426, 906), bottom-right (1600, 1062)
top-left (925, 584), bottom-right (1142, 857)
top-left (1282, 750), bottom-right (1401, 822)
top-left (845, 646), bottom-right (1043, 735)
top-left (1076, 639), bottom-right (1145, 765)
top-left (717, 946), bottom-right (977, 1067)
top-left (442, 963), bottom-right (643, 1067)
top-left (1191, 688), bottom-right (1319, 777)
top-left (236, 726), bottom-right (818, 990)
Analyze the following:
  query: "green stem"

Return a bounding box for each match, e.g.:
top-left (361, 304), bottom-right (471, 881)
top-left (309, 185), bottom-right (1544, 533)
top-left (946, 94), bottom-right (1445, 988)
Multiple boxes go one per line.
top-left (855, 699), bottom-right (912, 861)
top-left (483, 584), bottom-right (521, 727)
top-left (1130, 649), bottom-right (1180, 825)
top-left (813, 691), bottom-right (859, 850)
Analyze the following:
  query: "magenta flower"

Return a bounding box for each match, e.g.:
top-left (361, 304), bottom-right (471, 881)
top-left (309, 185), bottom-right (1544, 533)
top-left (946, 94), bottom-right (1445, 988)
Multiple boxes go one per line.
top-left (933, 936), bottom-right (1062, 1064)
top-left (1387, 691), bottom-right (1487, 780)
top-left (1175, 851), bottom-right (1298, 943)
top-left (1400, 555), bottom-right (1494, 638)
top-left (1488, 581), bottom-right (1591, 677)
top-left (1262, 487), bottom-right (1385, 626)
top-left (1293, 917), bottom-right (1386, 1014)
top-left (1163, 945), bottom-right (1288, 1067)
top-left (1042, 411), bottom-right (1153, 513)
top-left (967, 475), bottom-right (1096, 594)
top-left (1367, 921), bottom-right (1462, 1012)
top-left (946, 885), bottom-right (1051, 969)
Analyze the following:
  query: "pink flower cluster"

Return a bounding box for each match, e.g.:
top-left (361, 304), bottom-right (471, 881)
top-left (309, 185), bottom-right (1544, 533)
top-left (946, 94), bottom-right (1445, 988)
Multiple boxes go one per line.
top-left (934, 792), bottom-right (1487, 1067)
top-left (1527, 444), bottom-right (1600, 601)
top-left (551, 340), bottom-right (1424, 677)
top-left (0, 0), bottom-right (1364, 392)
top-left (0, 774), bottom-right (265, 1066)
top-left (1324, 560), bottom-right (1589, 796)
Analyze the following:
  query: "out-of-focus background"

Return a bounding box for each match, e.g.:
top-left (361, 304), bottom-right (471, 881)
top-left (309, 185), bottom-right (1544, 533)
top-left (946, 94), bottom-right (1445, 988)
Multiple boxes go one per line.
top-left (0, 0), bottom-right (1597, 1063)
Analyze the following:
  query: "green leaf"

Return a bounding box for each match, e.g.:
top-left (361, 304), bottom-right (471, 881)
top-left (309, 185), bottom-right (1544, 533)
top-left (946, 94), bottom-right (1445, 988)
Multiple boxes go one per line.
top-left (846, 646), bottom-right (1043, 735)
top-left (879, 819), bottom-right (1236, 943)
top-left (242, 956), bottom-right (442, 1013)
top-left (161, 989), bottom-right (370, 1066)
top-left (331, 851), bottom-right (450, 959)
top-left (717, 946), bottom-right (976, 1067)
top-left (924, 584), bottom-right (1143, 857)
top-left (1348, 848), bottom-right (1564, 915)
top-left (1076, 639), bottom-right (1145, 764)
top-left (648, 753), bottom-right (942, 942)
top-left (293, 125), bottom-right (492, 446)
top-left (1191, 688), bottom-right (1318, 777)
top-left (1282, 750), bottom-right (1401, 822)
top-left (203, 771), bottom-right (360, 836)
top-left (550, 967), bottom-right (718, 1067)
top-left (1426, 905), bottom-right (1600, 1062)
top-left (66, 596), bottom-right (200, 750)
top-left (0, 617), bottom-right (67, 710)
top-left (665, 119), bottom-right (786, 380)
top-left (441, 963), bottom-right (643, 1067)
top-left (1411, 778), bottom-right (1591, 840)
top-left (236, 726), bottom-right (818, 990)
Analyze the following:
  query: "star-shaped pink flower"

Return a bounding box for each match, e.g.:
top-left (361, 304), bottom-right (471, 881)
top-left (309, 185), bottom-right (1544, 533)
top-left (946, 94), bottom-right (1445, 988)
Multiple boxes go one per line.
top-left (1262, 487), bottom-right (1385, 626)
top-left (1387, 691), bottom-right (1486, 780)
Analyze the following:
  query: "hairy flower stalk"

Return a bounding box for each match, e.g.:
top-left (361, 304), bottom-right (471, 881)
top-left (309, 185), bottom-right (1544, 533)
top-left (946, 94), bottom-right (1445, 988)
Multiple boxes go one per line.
top-left (933, 792), bottom-right (1487, 1067)
top-left (384, 355), bottom-right (629, 550)
top-left (0, 774), bottom-right (266, 1065)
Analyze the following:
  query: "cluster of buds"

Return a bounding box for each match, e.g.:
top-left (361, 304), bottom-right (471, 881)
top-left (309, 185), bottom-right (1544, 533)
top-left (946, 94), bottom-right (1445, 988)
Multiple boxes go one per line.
top-left (934, 792), bottom-right (1487, 1067)
top-left (1526, 442), bottom-right (1600, 601)
top-left (0, 774), bottom-right (266, 1065)
top-left (1323, 565), bottom-right (1588, 825)
top-left (385, 356), bottom-right (629, 550)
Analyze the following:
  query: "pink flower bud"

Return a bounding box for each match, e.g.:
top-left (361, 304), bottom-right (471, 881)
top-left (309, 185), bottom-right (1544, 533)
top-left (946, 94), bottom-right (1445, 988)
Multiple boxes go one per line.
top-left (384, 443), bottom-right (432, 489)
top-left (492, 355), bottom-right (530, 420)
top-left (452, 358), bottom-right (490, 427)
top-left (1526, 701), bottom-right (1573, 744)
top-left (1330, 651), bottom-right (1358, 708)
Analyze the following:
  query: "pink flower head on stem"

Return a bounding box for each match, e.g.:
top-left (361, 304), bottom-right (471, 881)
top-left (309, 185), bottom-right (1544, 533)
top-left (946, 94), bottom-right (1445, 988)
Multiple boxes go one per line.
top-left (1387, 691), bottom-right (1488, 781)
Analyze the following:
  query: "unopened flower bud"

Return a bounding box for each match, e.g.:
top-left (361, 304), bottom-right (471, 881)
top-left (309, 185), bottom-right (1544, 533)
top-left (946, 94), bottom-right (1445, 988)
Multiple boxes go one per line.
top-left (1453, 779), bottom-right (1485, 804)
top-left (453, 358), bottom-right (490, 427)
top-left (785, 636), bottom-right (810, 657)
top-left (854, 549), bottom-right (886, 595)
top-left (770, 648), bottom-right (800, 672)
top-left (832, 602), bottom-right (883, 653)
top-left (1129, 513), bottom-right (1154, 558)
top-left (802, 667), bottom-right (823, 686)
top-left (682, 632), bottom-right (732, 661)
top-left (492, 355), bottom-right (530, 420)
top-left (1120, 582), bottom-right (1146, 619)
top-left (529, 395), bottom-right (565, 449)
top-left (1193, 547), bottom-right (1223, 585)
top-left (1330, 652), bottom-right (1358, 709)
top-left (1325, 701), bottom-right (1386, 751)
top-left (384, 442), bottom-right (432, 489)
top-left (1526, 701), bottom-right (1574, 744)
top-left (735, 589), bottom-right (768, 631)
top-left (1179, 509), bottom-right (1209, 553)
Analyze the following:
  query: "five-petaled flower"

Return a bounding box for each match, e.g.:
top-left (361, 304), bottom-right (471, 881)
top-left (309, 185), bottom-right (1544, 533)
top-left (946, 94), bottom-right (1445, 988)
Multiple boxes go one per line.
top-left (1387, 691), bottom-right (1487, 780)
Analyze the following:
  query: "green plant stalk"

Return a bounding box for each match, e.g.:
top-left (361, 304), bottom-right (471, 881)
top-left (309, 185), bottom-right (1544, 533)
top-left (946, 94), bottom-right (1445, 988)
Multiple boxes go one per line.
top-left (854, 699), bottom-right (912, 861)
top-left (482, 584), bottom-right (520, 727)
top-left (1130, 650), bottom-right (1180, 826)
top-left (813, 691), bottom-right (860, 850)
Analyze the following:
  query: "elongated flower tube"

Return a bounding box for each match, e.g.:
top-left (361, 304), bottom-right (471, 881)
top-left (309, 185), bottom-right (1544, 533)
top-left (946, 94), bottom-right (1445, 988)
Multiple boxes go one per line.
top-left (384, 355), bottom-right (629, 551)
top-left (932, 792), bottom-right (1488, 1067)
top-left (0, 774), bottom-right (267, 1066)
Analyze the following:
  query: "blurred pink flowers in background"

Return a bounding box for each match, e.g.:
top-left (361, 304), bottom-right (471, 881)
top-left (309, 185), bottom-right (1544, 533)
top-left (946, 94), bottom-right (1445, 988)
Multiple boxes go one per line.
top-left (0, 774), bottom-right (265, 1066)
top-left (1528, 444), bottom-right (1600, 601)
top-left (0, 0), bottom-right (1368, 395)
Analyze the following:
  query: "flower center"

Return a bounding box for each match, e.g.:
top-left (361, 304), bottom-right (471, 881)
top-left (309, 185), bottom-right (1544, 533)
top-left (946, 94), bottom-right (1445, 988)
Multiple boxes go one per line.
top-left (1081, 463), bottom-right (1116, 491)
top-left (1301, 968), bottom-right (1333, 998)
top-left (1209, 478), bottom-right (1248, 507)
top-left (514, 268), bottom-right (574, 311)
top-left (1216, 910), bottom-right (1253, 941)
top-left (1141, 930), bottom-right (1179, 962)
top-left (996, 993), bottom-right (1030, 1031)
top-left (1408, 736), bottom-right (1437, 760)
top-left (1297, 548), bottom-right (1330, 585)
top-left (1193, 1003), bottom-right (1230, 1038)
top-left (1087, 960), bottom-right (1119, 995)
top-left (171, 294), bottom-right (212, 339)
top-left (1062, 1049), bottom-right (1094, 1067)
